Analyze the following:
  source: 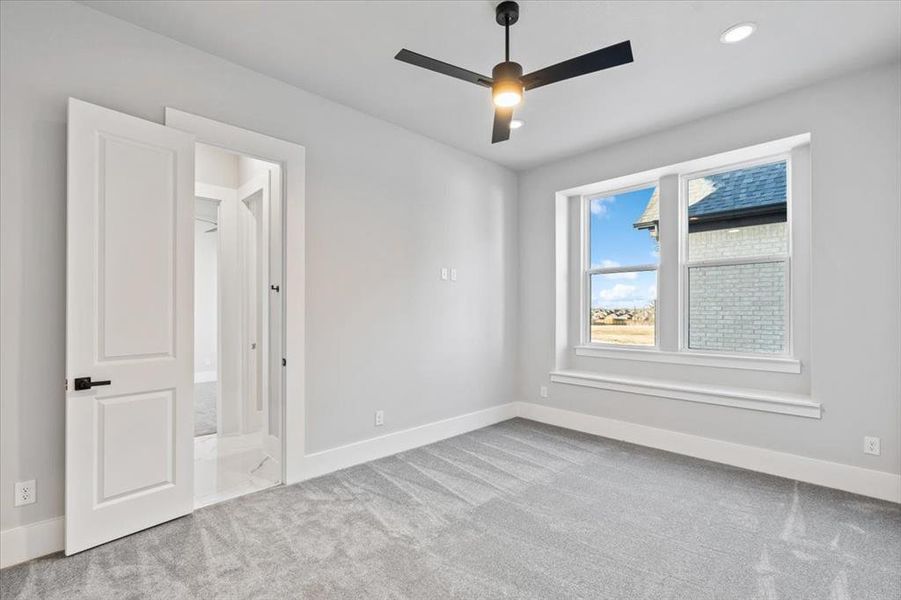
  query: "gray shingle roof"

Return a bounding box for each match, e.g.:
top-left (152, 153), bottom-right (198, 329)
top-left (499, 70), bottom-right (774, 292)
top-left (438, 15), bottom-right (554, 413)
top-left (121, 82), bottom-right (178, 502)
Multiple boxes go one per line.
top-left (634, 161), bottom-right (786, 228)
top-left (690, 161), bottom-right (786, 217)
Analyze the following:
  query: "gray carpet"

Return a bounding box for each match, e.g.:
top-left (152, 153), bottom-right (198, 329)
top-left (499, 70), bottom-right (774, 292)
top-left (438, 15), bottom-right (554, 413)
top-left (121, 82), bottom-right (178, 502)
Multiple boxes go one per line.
top-left (1, 418), bottom-right (899, 599)
top-left (194, 381), bottom-right (217, 437)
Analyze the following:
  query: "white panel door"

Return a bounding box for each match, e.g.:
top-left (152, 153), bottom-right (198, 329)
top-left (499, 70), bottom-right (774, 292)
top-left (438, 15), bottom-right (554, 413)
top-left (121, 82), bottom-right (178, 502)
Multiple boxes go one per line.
top-left (66, 98), bottom-right (195, 555)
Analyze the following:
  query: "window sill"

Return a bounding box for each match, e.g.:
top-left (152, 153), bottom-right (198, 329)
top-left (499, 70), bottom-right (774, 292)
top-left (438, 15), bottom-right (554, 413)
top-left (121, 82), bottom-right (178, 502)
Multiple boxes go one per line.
top-left (574, 345), bottom-right (801, 374)
top-left (549, 370), bottom-right (820, 418)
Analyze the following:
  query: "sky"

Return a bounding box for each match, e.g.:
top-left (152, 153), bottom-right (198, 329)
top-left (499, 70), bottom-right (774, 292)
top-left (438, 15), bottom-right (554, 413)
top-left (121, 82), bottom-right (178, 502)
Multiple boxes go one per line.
top-left (589, 186), bottom-right (658, 310)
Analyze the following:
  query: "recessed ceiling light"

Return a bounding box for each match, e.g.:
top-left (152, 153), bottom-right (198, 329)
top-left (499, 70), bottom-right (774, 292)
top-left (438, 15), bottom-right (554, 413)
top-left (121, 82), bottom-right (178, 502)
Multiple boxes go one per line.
top-left (510, 119), bottom-right (524, 129)
top-left (720, 22), bottom-right (756, 44)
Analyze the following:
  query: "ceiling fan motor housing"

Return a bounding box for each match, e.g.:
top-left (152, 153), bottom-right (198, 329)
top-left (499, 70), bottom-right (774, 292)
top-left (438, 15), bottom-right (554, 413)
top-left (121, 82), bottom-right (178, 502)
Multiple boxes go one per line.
top-left (492, 61), bottom-right (523, 84)
top-left (496, 1), bottom-right (520, 26)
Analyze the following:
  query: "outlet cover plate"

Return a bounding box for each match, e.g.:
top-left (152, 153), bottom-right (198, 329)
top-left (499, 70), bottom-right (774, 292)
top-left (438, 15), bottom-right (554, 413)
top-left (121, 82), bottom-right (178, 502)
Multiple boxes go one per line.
top-left (14, 480), bottom-right (36, 507)
top-left (864, 436), bottom-right (881, 456)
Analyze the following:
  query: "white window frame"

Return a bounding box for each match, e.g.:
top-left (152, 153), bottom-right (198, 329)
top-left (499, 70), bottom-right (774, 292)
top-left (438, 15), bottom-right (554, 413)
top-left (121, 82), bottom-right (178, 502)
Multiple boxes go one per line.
top-left (571, 137), bottom-right (808, 374)
top-left (581, 182), bottom-right (660, 349)
top-left (678, 152), bottom-right (793, 358)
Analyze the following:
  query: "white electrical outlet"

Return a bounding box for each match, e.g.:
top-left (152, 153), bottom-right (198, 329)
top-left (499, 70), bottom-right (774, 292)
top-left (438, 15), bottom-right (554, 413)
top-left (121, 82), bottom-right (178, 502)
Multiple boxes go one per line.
top-left (539, 386), bottom-right (548, 398)
top-left (440, 267), bottom-right (448, 281)
top-left (450, 268), bottom-right (457, 282)
top-left (864, 436), bottom-right (881, 456)
top-left (14, 480), bottom-right (35, 507)
top-left (375, 410), bottom-right (384, 426)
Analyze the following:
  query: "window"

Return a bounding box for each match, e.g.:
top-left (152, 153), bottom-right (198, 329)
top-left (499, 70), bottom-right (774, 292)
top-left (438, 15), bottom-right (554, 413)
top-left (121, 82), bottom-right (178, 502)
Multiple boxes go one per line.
top-left (578, 146), bottom-right (799, 362)
top-left (585, 185), bottom-right (658, 346)
top-left (682, 159), bottom-right (789, 355)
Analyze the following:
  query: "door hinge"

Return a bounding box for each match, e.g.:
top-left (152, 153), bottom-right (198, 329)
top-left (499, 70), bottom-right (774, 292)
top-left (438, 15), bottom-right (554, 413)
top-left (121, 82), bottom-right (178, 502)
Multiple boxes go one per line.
top-left (282, 358), bottom-right (286, 367)
top-left (270, 284), bottom-right (280, 293)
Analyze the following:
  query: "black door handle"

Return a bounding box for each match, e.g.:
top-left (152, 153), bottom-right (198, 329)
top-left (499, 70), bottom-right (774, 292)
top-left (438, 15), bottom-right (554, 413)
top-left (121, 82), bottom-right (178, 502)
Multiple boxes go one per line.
top-left (73, 377), bottom-right (111, 391)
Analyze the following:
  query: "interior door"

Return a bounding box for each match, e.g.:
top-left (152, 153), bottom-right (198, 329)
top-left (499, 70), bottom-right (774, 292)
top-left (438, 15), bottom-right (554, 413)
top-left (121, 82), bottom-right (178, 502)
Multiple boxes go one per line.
top-left (66, 98), bottom-right (195, 555)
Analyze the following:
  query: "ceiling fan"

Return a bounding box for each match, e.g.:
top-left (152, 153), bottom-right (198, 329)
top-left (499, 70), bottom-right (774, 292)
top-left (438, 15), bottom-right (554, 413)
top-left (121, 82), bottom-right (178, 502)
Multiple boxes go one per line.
top-left (395, 1), bottom-right (634, 144)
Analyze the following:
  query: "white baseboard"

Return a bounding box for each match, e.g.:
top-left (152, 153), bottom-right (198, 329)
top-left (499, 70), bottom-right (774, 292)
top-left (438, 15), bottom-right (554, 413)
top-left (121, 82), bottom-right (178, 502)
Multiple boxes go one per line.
top-left (4, 399), bottom-right (895, 569)
top-left (0, 517), bottom-right (64, 569)
top-left (516, 401), bottom-right (901, 503)
top-left (193, 371), bottom-right (217, 384)
top-left (292, 402), bottom-right (518, 483)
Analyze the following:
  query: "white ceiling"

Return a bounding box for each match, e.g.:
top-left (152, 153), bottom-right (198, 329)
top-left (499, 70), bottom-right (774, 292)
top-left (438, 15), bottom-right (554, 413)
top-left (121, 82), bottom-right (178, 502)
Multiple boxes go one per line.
top-left (80, 1), bottom-right (900, 170)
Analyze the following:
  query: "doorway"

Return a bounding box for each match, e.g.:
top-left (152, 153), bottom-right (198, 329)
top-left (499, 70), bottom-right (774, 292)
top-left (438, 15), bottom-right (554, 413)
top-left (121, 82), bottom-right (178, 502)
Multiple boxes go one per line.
top-left (65, 100), bottom-right (305, 556)
top-left (192, 143), bottom-right (282, 508)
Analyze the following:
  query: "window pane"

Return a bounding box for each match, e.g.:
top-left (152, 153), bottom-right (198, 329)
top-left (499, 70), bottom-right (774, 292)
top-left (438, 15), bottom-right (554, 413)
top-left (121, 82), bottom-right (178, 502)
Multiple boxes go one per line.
top-left (590, 271), bottom-right (656, 346)
top-left (589, 185), bottom-right (659, 269)
top-left (688, 262), bottom-right (785, 354)
top-left (687, 161), bottom-right (787, 261)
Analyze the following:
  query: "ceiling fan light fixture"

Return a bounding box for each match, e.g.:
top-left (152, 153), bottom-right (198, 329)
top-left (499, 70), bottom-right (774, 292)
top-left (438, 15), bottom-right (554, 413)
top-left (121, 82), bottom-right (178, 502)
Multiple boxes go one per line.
top-left (493, 85), bottom-right (522, 108)
top-left (492, 61), bottom-right (524, 108)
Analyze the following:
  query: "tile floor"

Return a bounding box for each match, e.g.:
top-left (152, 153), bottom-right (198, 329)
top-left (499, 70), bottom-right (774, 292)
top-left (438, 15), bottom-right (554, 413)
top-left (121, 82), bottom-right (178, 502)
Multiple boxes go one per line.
top-left (194, 432), bottom-right (280, 508)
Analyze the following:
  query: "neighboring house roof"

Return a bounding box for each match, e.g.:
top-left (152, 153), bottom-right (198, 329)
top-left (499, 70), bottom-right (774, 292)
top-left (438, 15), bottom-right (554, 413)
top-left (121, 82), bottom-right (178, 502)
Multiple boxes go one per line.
top-left (634, 161), bottom-right (786, 229)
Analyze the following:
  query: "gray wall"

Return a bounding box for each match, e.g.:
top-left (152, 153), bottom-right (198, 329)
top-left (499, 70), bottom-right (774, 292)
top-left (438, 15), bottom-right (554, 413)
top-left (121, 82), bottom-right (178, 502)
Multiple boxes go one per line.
top-left (518, 62), bottom-right (901, 476)
top-left (0, 1), bottom-right (518, 531)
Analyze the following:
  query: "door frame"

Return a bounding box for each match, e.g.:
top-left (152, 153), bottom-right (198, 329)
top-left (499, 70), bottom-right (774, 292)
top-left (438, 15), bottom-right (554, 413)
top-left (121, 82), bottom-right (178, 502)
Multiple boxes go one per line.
top-left (166, 108), bottom-right (305, 485)
top-left (237, 177), bottom-right (267, 436)
top-left (192, 189), bottom-right (227, 436)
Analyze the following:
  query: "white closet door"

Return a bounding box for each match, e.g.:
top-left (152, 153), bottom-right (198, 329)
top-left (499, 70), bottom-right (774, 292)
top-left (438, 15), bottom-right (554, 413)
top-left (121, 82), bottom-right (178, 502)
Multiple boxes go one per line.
top-left (65, 98), bottom-right (195, 555)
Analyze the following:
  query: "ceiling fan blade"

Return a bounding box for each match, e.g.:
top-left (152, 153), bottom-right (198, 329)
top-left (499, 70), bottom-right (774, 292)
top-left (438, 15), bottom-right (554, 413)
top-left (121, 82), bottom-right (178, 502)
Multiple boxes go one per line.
top-left (395, 49), bottom-right (493, 87)
top-left (521, 40), bottom-right (633, 91)
top-left (492, 107), bottom-right (513, 144)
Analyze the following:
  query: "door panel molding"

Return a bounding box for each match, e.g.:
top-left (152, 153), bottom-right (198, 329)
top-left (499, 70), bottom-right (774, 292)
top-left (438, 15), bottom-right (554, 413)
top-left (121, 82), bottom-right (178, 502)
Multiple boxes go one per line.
top-left (66, 98), bottom-right (195, 555)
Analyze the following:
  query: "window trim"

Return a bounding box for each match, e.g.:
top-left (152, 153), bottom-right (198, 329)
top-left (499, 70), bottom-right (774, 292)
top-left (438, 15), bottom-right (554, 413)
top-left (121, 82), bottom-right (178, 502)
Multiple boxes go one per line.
top-left (678, 152), bottom-right (793, 358)
top-left (576, 148), bottom-right (801, 364)
top-left (580, 182), bottom-right (660, 350)
top-left (573, 344), bottom-right (801, 373)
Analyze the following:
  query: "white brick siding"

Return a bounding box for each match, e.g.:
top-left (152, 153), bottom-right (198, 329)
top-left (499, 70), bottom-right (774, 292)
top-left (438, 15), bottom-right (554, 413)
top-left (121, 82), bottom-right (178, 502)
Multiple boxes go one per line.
top-left (688, 222), bottom-right (786, 260)
top-left (688, 223), bottom-right (787, 354)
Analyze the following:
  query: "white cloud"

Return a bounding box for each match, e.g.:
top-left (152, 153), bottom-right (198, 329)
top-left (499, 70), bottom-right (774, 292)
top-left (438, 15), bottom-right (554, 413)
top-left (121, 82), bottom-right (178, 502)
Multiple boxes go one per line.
top-left (590, 196), bottom-right (615, 217)
top-left (592, 278), bottom-right (656, 308)
top-left (598, 284), bottom-right (637, 302)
